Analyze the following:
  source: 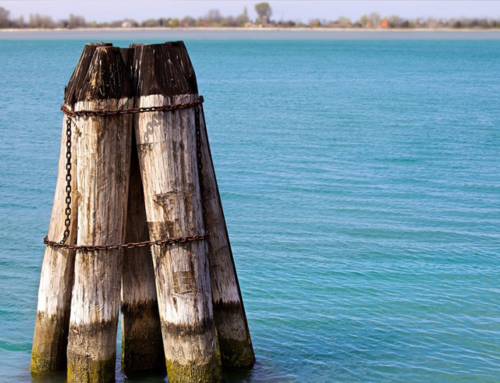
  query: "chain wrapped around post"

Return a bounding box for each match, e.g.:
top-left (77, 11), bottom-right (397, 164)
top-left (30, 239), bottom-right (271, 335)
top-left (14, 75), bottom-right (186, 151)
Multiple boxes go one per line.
top-left (60, 115), bottom-right (73, 244)
top-left (45, 96), bottom-right (206, 252)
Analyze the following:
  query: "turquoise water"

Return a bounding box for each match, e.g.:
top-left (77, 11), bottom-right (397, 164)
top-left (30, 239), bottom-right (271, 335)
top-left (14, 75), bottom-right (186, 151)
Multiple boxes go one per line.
top-left (0, 34), bottom-right (499, 382)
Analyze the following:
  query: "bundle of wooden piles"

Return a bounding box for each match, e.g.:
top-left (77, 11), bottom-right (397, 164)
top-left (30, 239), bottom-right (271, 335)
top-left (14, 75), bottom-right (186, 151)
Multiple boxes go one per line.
top-left (31, 42), bottom-right (255, 383)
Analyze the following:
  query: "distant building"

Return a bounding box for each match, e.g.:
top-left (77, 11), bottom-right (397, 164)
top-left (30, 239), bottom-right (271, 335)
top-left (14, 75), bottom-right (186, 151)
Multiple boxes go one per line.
top-left (380, 19), bottom-right (389, 29)
top-left (122, 21), bottom-right (133, 28)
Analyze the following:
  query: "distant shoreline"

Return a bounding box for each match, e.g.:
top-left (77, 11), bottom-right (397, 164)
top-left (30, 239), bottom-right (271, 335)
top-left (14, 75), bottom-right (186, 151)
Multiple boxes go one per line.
top-left (2, 27), bottom-right (499, 41)
top-left (1, 27), bottom-right (500, 33)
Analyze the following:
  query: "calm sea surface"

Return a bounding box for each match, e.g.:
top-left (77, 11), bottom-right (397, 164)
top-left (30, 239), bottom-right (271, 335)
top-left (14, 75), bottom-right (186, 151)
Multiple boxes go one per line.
top-left (0, 31), bottom-right (499, 382)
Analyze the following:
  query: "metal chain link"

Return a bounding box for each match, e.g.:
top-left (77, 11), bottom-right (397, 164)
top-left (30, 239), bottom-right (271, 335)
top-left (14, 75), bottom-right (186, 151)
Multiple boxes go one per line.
top-left (60, 115), bottom-right (73, 244)
top-left (60, 97), bottom-right (203, 117)
top-left (46, 96), bottom-right (206, 252)
top-left (44, 234), bottom-right (207, 251)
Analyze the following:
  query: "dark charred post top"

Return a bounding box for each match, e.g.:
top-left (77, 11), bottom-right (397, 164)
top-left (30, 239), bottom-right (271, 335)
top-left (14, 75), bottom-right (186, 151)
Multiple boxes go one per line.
top-left (65, 42), bottom-right (112, 106)
top-left (132, 42), bottom-right (198, 97)
top-left (66, 42), bottom-right (195, 104)
top-left (77, 46), bottom-right (132, 103)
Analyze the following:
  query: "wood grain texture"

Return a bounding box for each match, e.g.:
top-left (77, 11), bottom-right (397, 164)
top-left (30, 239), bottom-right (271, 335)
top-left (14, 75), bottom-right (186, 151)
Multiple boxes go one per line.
top-left (121, 129), bottom-right (164, 372)
top-left (198, 109), bottom-right (256, 368)
top-left (132, 42), bottom-right (220, 383)
top-left (66, 46), bottom-right (133, 383)
top-left (135, 92), bottom-right (220, 383)
top-left (31, 43), bottom-right (110, 374)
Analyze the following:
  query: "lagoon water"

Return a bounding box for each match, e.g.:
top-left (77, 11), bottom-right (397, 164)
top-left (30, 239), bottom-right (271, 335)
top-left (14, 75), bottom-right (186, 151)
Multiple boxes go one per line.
top-left (0, 32), bottom-right (499, 382)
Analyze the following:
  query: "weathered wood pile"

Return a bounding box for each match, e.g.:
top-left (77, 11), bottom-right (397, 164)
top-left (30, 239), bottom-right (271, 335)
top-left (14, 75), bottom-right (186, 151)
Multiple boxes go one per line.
top-left (31, 42), bottom-right (255, 383)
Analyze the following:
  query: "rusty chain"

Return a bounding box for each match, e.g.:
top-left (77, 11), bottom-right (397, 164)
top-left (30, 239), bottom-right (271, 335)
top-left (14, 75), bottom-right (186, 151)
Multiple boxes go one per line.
top-left (44, 235), bottom-right (207, 251)
top-left (60, 97), bottom-right (203, 117)
top-left (46, 96), bottom-right (206, 252)
top-left (60, 115), bottom-right (73, 244)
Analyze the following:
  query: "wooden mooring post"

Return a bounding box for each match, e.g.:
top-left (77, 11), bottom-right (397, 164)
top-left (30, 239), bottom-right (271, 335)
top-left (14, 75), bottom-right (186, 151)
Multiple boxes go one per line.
top-left (31, 41), bottom-right (254, 383)
top-left (31, 42), bottom-right (110, 373)
top-left (120, 46), bottom-right (165, 373)
top-left (66, 45), bottom-right (133, 382)
top-left (132, 42), bottom-right (221, 382)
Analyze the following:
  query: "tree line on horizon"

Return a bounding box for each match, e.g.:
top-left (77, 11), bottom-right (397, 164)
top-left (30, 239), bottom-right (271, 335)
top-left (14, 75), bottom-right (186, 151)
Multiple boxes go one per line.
top-left (1, 3), bottom-right (499, 30)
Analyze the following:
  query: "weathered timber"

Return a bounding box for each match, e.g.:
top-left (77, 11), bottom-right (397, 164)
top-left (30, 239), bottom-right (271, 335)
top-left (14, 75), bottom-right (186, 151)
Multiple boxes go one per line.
top-left (120, 46), bottom-right (164, 372)
top-left (31, 42), bottom-right (110, 374)
top-left (164, 39), bottom-right (255, 368)
top-left (121, 119), bottom-right (164, 371)
top-left (65, 42), bottom-right (112, 105)
top-left (66, 46), bottom-right (133, 383)
top-left (198, 107), bottom-right (256, 368)
top-left (132, 42), bottom-right (221, 382)
top-left (119, 46), bottom-right (135, 89)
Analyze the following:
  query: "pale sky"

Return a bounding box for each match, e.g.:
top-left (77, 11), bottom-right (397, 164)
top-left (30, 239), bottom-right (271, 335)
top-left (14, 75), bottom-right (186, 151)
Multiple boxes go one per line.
top-left (1, 1), bottom-right (499, 23)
